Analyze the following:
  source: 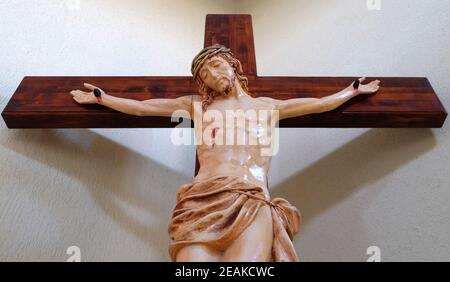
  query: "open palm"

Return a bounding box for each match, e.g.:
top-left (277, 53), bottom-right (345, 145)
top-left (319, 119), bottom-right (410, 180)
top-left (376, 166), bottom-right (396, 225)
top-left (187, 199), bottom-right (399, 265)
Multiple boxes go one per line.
top-left (354, 77), bottom-right (381, 95)
top-left (70, 83), bottom-right (104, 104)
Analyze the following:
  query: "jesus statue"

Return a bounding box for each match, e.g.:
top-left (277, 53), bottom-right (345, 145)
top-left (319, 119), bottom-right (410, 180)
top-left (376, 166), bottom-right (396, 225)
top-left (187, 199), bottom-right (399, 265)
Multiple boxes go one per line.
top-left (70, 44), bottom-right (380, 262)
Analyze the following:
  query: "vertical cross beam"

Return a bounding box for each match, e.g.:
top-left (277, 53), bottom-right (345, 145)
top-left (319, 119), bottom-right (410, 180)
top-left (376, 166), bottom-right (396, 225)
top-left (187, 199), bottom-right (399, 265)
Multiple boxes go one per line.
top-left (204, 14), bottom-right (258, 78)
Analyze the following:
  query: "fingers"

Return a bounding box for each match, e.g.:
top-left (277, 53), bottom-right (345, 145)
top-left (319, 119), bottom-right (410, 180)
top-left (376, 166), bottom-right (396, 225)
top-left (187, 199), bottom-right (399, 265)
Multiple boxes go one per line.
top-left (368, 80), bottom-right (381, 89)
top-left (359, 78), bottom-right (380, 87)
top-left (367, 85), bottom-right (380, 93)
top-left (70, 90), bottom-right (88, 96)
top-left (70, 90), bottom-right (92, 104)
top-left (355, 78), bottom-right (381, 94)
top-left (71, 92), bottom-right (90, 104)
top-left (70, 90), bottom-right (80, 97)
top-left (84, 83), bottom-right (97, 91)
top-left (72, 94), bottom-right (83, 103)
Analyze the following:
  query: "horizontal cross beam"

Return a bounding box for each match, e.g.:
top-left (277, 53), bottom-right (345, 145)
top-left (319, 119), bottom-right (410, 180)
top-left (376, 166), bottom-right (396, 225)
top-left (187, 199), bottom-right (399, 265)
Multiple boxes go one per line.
top-left (1, 15), bottom-right (447, 128)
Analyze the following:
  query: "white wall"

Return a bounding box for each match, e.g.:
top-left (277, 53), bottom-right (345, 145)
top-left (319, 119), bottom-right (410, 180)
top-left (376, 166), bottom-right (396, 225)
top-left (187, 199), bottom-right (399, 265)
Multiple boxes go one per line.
top-left (1, 0), bottom-right (449, 262)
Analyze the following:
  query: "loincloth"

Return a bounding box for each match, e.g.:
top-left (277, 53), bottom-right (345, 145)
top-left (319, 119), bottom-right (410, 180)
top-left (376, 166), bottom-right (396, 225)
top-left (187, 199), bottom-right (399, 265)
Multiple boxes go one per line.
top-left (168, 175), bottom-right (302, 262)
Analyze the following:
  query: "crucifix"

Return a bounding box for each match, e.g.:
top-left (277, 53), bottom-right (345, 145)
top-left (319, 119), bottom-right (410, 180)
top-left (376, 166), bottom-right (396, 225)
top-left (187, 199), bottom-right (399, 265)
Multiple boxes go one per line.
top-left (1, 15), bottom-right (447, 262)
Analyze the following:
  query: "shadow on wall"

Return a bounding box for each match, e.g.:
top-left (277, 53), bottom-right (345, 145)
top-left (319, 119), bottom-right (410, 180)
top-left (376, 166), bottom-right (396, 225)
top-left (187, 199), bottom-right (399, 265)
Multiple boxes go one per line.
top-left (1, 128), bottom-right (191, 261)
top-left (1, 127), bottom-right (437, 261)
top-left (272, 128), bottom-right (437, 227)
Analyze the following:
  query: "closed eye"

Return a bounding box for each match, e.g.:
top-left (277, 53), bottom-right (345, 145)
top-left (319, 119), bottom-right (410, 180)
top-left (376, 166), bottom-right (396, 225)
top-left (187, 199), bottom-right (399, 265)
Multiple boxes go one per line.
top-left (209, 60), bottom-right (221, 67)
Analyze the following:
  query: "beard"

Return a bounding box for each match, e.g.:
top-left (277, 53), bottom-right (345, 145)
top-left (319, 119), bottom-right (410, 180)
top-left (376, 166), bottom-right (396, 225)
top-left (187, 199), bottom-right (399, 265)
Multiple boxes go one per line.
top-left (201, 73), bottom-right (238, 111)
top-left (217, 74), bottom-right (236, 96)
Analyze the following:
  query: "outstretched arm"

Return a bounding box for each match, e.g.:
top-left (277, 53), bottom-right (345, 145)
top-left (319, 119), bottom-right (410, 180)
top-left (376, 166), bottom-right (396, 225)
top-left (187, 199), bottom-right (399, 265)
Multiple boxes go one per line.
top-left (273, 77), bottom-right (380, 120)
top-left (70, 83), bottom-right (200, 117)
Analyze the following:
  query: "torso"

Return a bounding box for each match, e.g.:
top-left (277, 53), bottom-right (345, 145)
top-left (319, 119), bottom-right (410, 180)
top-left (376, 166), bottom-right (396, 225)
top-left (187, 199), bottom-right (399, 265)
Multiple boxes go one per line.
top-left (193, 95), bottom-right (278, 199)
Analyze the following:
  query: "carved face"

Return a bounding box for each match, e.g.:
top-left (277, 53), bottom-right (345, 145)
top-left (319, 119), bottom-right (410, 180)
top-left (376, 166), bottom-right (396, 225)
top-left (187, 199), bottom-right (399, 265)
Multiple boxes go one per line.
top-left (198, 55), bottom-right (236, 95)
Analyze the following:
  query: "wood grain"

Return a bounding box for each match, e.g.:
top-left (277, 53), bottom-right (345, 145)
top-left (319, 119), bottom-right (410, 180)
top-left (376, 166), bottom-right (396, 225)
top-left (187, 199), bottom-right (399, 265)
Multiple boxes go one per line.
top-left (2, 14), bottom-right (447, 129)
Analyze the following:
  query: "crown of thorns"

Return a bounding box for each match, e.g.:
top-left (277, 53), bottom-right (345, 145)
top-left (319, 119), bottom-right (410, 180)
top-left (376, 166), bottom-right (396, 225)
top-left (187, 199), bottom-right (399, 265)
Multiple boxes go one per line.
top-left (191, 44), bottom-right (235, 79)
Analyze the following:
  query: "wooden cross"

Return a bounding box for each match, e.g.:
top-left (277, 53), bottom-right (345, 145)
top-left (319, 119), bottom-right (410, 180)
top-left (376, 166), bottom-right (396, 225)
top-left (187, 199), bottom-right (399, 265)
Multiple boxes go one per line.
top-left (2, 14), bottom-right (447, 174)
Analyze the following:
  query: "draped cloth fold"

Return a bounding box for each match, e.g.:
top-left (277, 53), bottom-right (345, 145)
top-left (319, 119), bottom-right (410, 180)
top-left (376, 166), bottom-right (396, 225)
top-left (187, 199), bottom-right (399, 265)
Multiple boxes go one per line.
top-left (168, 175), bottom-right (302, 262)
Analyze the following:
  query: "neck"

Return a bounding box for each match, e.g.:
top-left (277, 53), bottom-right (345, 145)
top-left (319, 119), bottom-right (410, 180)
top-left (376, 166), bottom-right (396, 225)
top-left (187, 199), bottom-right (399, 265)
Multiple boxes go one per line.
top-left (226, 77), bottom-right (248, 100)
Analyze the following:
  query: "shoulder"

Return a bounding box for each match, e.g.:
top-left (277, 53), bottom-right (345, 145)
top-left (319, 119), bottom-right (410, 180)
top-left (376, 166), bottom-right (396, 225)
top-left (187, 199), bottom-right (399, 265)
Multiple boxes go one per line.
top-left (182, 95), bottom-right (203, 116)
top-left (191, 95), bottom-right (203, 103)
